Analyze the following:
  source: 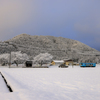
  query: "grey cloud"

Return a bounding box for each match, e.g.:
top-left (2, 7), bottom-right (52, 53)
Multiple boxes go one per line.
top-left (0, 0), bottom-right (36, 39)
top-left (0, 0), bottom-right (100, 50)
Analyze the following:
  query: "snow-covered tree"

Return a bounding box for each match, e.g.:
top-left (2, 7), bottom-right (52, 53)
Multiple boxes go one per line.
top-left (0, 53), bottom-right (9, 65)
top-left (11, 51), bottom-right (29, 64)
top-left (33, 53), bottom-right (53, 66)
top-left (0, 51), bottom-right (29, 66)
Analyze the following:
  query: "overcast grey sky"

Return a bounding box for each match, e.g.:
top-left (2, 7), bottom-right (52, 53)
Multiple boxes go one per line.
top-left (0, 0), bottom-right (100, 51)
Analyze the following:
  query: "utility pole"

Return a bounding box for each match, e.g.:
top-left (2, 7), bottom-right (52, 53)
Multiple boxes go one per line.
top-left (71, 48), bottom-right (73, 68)
top-left (9, 51), bottom-right (11, 68)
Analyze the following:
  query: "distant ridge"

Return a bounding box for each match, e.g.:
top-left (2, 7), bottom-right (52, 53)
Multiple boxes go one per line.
top-left (0, 33), bottom-right (100, 63)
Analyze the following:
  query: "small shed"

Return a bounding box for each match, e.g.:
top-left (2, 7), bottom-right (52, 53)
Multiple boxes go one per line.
top-left (25, 61), bottom-right (33, 67)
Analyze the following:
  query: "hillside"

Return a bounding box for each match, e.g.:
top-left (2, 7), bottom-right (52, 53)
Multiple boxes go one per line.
top-left (0, 33), bottom-right (100, 63)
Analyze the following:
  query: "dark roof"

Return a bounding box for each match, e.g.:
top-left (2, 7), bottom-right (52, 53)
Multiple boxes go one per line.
top-left (64, 59), bottom-right (73, 62)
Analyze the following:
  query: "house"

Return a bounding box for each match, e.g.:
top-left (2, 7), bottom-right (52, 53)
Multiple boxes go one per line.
top-left (51, 60), bottom-right (64, 66)
top-left (64, 59), bottom-right (73, 66)
top-left (51, 59), bottom-right (74, 66)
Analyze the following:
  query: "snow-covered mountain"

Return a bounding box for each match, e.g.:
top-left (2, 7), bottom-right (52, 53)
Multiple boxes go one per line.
top-left (0, 33), bottom-right (100, 63)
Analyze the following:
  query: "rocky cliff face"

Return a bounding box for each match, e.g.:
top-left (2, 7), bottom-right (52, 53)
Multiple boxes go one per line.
top-left (0, 34), bottom-right (100, 63)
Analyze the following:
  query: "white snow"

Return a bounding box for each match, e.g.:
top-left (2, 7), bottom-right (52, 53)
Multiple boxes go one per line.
top-left (49, 65), bottom-right (59, 68)
top-left (0, 65), bottom-right (100, 100)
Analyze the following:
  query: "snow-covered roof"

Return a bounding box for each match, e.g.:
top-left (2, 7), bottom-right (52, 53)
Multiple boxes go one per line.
top-left (52, 60), bottom-right (64, 63)
top-left (63, 59), bottom-right (73, 61)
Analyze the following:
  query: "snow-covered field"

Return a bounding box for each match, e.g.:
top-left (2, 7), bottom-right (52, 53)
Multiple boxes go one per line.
top-left (0, 65), bottom-right (100, 100)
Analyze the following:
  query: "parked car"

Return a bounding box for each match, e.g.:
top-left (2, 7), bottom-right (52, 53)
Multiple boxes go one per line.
top-left (59, 63), bottom-right (68, 68)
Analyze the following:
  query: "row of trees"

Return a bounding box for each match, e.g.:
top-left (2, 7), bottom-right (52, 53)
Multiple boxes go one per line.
top-left (0, 51), bottom-right (29, 66)
top-left (0, 51), bottom-right (53, 66)
top-left (0, 51), bottom-right (99, 66)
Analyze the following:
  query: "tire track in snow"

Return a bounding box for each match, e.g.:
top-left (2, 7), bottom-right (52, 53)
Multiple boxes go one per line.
top-left (0, 72), bottom-right (13, 92)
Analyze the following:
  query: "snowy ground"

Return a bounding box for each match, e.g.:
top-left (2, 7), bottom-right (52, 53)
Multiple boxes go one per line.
top-left (0, 73), bottom-right (21, 100)
top-left (0, 65), bottom-right (100, 100)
